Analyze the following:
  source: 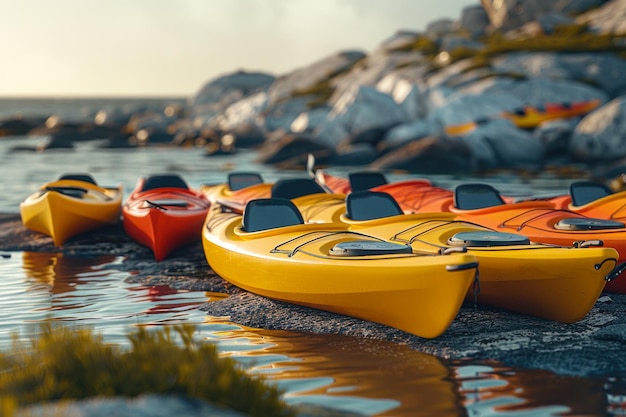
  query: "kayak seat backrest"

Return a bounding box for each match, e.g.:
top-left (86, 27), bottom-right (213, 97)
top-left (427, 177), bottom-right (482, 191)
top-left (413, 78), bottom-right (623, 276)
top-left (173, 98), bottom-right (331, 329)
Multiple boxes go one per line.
top-left (454, 183), bottom-right (506, 210)
top-left (242, 198), bottom-right (304, 232)
top-left (58, 173), bottom-right (97, 185)
top-left (348, 172), bottom-right (388, 191)
top-left (141, 174), bottom-right (189, 192)
top-left (570, 181), bottom-right (613, 206)
top-left (228, 172), bottom-right (263, 191)
top-left (271, 178), bottom-right (326, 199)
top-left (346, 190), bottom-right (403, 221)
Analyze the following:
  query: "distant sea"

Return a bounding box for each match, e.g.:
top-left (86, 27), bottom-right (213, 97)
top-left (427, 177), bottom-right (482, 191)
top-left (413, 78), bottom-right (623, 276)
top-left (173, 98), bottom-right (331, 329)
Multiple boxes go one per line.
top-left (0, 96), bottom-right (188, 120)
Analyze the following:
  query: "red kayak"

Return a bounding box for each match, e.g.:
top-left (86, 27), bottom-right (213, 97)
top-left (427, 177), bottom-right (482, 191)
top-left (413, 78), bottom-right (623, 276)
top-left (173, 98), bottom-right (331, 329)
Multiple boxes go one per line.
top-left (123, 174), bottom-right (211, 261)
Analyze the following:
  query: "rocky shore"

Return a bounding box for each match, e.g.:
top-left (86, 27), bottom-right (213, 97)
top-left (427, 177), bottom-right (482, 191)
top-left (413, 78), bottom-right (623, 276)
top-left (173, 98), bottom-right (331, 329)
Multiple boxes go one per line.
top-left (3, 212), bottom-right (626, 379)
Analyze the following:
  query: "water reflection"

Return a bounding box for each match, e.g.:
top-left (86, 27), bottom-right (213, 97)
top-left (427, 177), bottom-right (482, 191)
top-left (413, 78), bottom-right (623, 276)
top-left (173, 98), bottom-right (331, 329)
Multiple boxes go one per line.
top-left (8, 251), bottom-right (211, 345)
top-left (455, 362), bottom-right (608, 416)
top-left (1, 252), bottom-right (623, 416)
top-left (206, 327), bottom-right (465, 416)
top-left (22, 251), bottom-right (118, 295)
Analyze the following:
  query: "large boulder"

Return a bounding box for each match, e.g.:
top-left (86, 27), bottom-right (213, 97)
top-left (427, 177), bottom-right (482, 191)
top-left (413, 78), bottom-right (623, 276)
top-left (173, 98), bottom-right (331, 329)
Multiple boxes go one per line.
top-left (190, 71), bottom-right (275, 116)
top-left (376, 67), bottom-right (430, 120)
top-left (267, 50), bottom-right (365, 105)
top-left (577, 0), bottom-right (626, 34)
top-left (429, 92), bottom-right (523, 126)
top-left (208, 92), bottom-right (268, 133)
top-left (458, 5), bottom-right (490, 38)
top-left (371, 136), bottom-right (475, 174)
top-left (463, 119), bottom-right (547, 169)
top-left (378, 118), bottom-right (444, 152)
top-left (480, 0), bottom-right (608, 31)
top-left (480, 77), bottom-right (609, 107)
top-left (490, 53), bottom-right (626, 97)
top-left (569, 96), bottom-right (626, 161)
top-left (256, 131), bottom-right (333, 166)
top-left (330, 85), bottom-right (410, 137)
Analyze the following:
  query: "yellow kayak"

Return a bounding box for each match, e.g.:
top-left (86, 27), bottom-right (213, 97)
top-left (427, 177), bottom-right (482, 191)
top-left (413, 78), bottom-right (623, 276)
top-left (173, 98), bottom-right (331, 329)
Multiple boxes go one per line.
top-left (202, 198), bottom-right (479, 339)
top-left (295, 190), bottom-right (623, 323)
top-left (20, 174), bottom-right (122, 246)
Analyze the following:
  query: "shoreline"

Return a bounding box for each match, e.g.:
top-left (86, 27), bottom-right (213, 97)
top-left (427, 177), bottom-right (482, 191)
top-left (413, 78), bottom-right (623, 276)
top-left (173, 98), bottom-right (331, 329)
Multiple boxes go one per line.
top-left (3, 213), bottom-right (626, 378)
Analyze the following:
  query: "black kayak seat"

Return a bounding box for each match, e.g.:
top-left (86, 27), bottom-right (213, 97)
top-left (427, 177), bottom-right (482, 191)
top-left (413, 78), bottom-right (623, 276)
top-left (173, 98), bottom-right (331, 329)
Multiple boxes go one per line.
top-left (454, 183), bottom-right (506, 210)
top-left (141, 174), bottom-right (189, 192)
top-left (570, 181), bottom-right (613, 206)
top-left (271, 178), bottom-right (326, 200)
top-left (142, 199), bottom-right (190, 209)
top-left (228, 172), bottom-right (263, 191)
top-left (242, 198), bottom-right (304, 232)
top-left (554, 217), bottom-right (625, 231)
top-left (58, 173), bottom-right (97, 185)
top-left (448, 231), bottom-right (530, 247)
top-left (348, 172), bottom-right (388, 191)
top-left (346, 190), bottom-right (403, 221)
top-left (45, 186), bottom-right (88, 199)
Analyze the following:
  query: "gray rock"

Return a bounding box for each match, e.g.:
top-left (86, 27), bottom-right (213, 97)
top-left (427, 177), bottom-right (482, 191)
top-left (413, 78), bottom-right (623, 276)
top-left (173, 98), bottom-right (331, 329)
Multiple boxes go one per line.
top-left (480, 0), bottom-right (561, 30)
top-left (210, 92), bottom-right (268, 133)
top-left (376, 69), bottom-right (430, 120)
top-left (330, 85), bottom-right (410, 134)
top-left (490, 52), bottom-right (626, 98)
top-left (371, 136), bottom-right (475, 174)
top-left (190, 70), bottom-right (275, 110)
top-left (379, 118), bottom-right (444, 151)
top-left (255, 132), bottom-right (334, 166)
top-left (533, 118), bottom-right (578, 155)
top-left (267, 51), bottom-right (365, 105)
top-left (458, 5), bottom-right (490, 38)
top-left (429, 92), bottom-right (523, 126)
top-left (577, 0), bottom-right (626, 33)
top-left (537, 12), bottom-right (576, 34)
top-left (569, 96), bottom-right (626, 161)
top-left (469, 119), bottom-right (547, 168)
top-left (482, 77), bottom-right (609, 107)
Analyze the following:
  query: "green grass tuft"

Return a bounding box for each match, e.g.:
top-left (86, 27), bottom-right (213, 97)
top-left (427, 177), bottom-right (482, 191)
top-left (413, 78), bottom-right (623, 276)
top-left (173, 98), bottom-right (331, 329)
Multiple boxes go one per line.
top-left (0, 322), bottom-right (295, 417)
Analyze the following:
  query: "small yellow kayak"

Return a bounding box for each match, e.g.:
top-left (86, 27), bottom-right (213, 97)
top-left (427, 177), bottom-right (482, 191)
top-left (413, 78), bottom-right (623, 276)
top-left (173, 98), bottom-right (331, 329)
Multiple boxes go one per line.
top-left (296, 190), bottom-right (623, 323)
top-left (202, 198), bottom-right (479, 339)
top-left (20, 174), bottom-right (122, 246)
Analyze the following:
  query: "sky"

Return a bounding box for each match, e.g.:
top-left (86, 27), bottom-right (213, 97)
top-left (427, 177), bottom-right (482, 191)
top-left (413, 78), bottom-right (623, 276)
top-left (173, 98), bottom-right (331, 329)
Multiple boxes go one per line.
top-left (1, 0), bottom-right (477, 98)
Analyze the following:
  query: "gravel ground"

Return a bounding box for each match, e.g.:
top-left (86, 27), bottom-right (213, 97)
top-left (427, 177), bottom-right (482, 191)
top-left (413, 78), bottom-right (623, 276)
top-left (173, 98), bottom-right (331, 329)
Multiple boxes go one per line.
top-left (3, 213), bottom-right (626, 379)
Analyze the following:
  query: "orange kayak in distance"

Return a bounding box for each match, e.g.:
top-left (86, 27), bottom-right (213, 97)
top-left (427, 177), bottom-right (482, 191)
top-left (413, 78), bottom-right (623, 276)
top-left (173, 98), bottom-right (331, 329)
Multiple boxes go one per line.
top-left (502, 99), bottom-right (601, 129)
top-left (123, 174), bottom-right (210, 261)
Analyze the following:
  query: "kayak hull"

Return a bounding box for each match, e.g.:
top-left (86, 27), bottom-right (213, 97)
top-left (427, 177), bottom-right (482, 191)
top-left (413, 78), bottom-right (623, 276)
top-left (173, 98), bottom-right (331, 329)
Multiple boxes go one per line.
top-left (340, 212), bottom-right (619, 323)
top-left (123, 181), bottom-right (210, 261)
top-left (20, 179), bottom-right (122, 246)
top-left (202, 205), bottom-right (478, 339)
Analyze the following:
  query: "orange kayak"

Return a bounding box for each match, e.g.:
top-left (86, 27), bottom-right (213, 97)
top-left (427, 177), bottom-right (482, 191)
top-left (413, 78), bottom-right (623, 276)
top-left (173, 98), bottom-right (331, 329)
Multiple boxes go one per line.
top-left (449, 183), bottom-right (626, 293)
top-left (502, 99), bottom-right (601, 129)
top-left (123, 174), bottom-right (210, 261)
top-left (201, 173), bottom-right (328, 214)
top-left (336, 190), bottom-right (622, 323)
top-left (311, 169), bottom-right (518, 214)
top-left (537, 181), bottom-right (626, 223)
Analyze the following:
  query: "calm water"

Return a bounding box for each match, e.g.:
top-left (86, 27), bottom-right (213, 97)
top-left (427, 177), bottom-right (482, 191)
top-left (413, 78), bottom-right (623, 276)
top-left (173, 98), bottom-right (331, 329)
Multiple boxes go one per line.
top-left (0, 98), bottom-right (622, 416)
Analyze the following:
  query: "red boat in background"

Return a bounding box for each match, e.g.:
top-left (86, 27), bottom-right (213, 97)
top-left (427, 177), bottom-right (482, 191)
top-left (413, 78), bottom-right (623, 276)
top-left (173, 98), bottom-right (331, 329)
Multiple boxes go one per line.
top-left (123, 174), bottom-right (210, 261)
